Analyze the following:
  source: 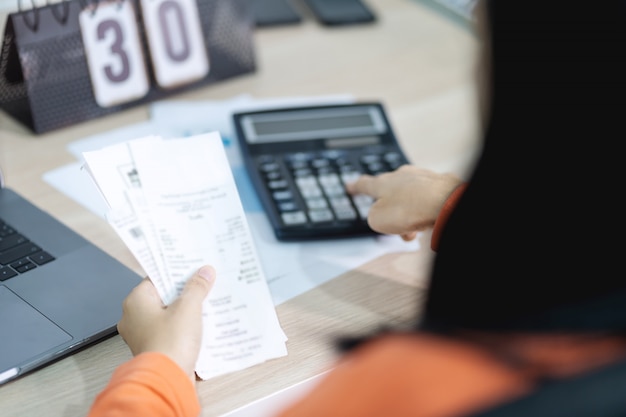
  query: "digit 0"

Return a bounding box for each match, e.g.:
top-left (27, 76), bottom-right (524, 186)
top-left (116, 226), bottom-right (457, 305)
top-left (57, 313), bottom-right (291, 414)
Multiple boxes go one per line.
top-left (140, 0), bottom-right (210, 89)
top-left (158, 0), bottom-right (191, 62)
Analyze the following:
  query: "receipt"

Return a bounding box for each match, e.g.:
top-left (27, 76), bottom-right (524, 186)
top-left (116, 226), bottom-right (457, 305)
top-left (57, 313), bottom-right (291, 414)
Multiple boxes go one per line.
top-left (82, 132), bottom-right (287, 379)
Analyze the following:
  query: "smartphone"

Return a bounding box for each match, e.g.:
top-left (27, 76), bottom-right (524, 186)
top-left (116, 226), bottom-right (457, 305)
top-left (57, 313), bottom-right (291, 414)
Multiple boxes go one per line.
top-left (250, 0), bottom-right (303, 27)
top-left (302, 0), bottom-right (376, 26)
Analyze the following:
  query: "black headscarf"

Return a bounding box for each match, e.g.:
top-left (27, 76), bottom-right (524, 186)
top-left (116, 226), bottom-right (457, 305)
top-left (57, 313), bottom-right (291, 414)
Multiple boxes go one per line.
top-left (421, 1), bottom-right (626, 332)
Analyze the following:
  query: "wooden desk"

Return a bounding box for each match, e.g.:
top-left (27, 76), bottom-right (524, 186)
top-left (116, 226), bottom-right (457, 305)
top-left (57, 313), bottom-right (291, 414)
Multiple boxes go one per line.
top-left (0, 1), bottom-right (479, 415)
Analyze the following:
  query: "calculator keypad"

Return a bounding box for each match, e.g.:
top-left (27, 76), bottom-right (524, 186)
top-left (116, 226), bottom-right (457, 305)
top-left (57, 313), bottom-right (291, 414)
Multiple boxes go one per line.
top-left (257, 149), bottom-right (406, 229)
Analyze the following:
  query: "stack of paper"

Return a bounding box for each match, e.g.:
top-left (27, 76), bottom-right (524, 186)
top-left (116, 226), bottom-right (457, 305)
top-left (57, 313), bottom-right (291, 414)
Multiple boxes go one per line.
top-left (82, 132), bottom-right (287, 379)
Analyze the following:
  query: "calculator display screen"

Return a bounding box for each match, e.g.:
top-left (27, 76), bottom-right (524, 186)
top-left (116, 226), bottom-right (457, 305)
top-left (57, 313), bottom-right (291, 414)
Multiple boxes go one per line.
top-left (240, 105), bottom-right (387, 144)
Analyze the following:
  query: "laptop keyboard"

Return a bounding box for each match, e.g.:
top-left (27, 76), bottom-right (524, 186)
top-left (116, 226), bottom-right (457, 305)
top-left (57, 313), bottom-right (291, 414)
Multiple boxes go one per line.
top-left (0, 217), bottom-right (55, 281)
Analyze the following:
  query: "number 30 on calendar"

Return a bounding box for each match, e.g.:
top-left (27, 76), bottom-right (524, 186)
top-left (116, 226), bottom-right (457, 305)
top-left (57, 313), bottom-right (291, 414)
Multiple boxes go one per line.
top-left (79, 0), bottom-right (210, 108)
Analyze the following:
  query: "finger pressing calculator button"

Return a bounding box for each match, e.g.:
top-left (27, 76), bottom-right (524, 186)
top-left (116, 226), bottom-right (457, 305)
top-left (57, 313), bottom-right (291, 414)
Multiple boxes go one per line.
top-left (341, 172), bottom-right (361, 185)
top-left (282, 211), bottom-right (307, 225)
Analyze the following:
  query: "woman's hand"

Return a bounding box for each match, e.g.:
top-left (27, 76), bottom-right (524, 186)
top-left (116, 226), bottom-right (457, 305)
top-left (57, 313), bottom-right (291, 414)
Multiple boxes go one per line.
top-left (117, 265), bottom-right (216, 382)
top-left (346, 165), bottom-right (463, 241)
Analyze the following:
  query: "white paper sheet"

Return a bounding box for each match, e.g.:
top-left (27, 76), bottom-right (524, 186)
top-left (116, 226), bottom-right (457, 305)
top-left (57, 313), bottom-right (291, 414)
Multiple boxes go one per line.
top-left (82, 133), bottom-right (287, 379)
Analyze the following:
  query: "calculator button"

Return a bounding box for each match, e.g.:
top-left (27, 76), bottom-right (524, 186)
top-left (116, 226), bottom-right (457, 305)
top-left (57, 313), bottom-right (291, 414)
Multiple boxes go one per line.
top-left (361, 154), bottom-right (381, 164)
top-left (353, 194), bottom-right (374, 206)
top-left (318, 173), bottom-right (341, 187)
top-left (341, 172), bottom-right (361, 185)
top-left (357, 206), bottom-right (371, 219)
top-left (353, 194), bottom-right (375, 219)
top-left (267, 180), bottom-right (289, 189)
top-left (333, 206), bottom-right (358, 220)
top-left (322, 150), bottom-right (344, 159)
top-left (289, 160), bottom-right (308, 170)
top-left (316, 166), bottom-right (336, 176)
top-left (339, 164), bottom-right (357, 173)
top-left (308, 209), bottom-right (334, 223)
top-left (323, 185), bottom-right (345, 197)
top-left (306, 198), bottom-right (328, 210)
top-left (273, 190), bottom-right (293, 201)
top-left (311, 158), bottom-right (330, 169)
top-left (300, 186), bottom-right (323, 199)
top-left (260, 162), bottom-right (280, 172)
top-left (295, 176), bottom-right (317, 187)
top-left (365, 162), bottom-right (386, 175)
top-left (257, 155), bottom-right (276, 164)
top-left (293, 168), bottom-right (313, 177)
top-left (384, 152), bottom-right (402, 163)
top-left (282, 211), bottom-right (308, 225)
top-left (329, 196), bottom-right (352, 208)
top-left (287, 152), bottom-right (313, 162)
top-left (386, 160), bottom-right (404, 170)
top-left (278, 201), bottom-right (299, 212)
top-left (265, 171), bottom-right (282, 181)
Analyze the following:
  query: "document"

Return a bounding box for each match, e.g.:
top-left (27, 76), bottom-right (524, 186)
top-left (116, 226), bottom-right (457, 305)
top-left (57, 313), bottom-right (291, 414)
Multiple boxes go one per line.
top-left (43, 94), bottom-right (420, 308)
top-left (82, 132), bottom-right (287, 379)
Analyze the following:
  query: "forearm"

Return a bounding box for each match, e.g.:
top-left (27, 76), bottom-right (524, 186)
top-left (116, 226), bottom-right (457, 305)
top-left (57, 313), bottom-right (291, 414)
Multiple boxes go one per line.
top-left (87, 352), bottom-right (201, 417)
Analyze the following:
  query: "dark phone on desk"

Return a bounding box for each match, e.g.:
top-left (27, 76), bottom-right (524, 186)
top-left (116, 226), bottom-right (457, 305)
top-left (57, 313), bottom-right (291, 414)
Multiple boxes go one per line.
top-left (302, 0), bottom-right (376, 26)
top-left (250, 0), bottom-right (302, 27)
top-left (233, 103), bottom-right (410, 241)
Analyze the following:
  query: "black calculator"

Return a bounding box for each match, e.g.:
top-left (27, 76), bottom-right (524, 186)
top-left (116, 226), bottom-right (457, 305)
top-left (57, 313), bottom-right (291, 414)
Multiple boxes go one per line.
top-left (233, 102), bottom-right (410, 241)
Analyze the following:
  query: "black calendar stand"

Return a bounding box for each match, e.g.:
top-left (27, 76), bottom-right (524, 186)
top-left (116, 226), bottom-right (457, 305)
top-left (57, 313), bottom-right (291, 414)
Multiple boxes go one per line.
top-left (0, 0), bottom-right (256, 134)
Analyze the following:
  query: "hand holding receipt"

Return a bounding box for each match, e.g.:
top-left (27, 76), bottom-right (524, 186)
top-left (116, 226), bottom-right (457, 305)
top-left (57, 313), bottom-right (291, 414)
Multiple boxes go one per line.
top-left (82, 132), bottom-right (287, 379)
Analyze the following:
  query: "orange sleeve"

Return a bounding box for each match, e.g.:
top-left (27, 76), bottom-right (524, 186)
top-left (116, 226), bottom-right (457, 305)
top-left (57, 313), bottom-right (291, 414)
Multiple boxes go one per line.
top-left (275, 334), bottom-right (531, 417)
top-left (87, 352), bottom-right (200, 417)
top-left (431, 183), bottom-right (467, 252)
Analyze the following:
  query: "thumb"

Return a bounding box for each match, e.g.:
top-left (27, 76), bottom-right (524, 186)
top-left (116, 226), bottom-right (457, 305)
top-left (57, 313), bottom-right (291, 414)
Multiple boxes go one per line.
top-left (174, 265), bottom-right (216, 308)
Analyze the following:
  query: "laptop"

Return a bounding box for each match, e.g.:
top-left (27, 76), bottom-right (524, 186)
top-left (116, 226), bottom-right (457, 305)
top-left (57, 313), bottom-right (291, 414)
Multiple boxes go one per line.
top-left (0, 170), bottom-right (141, 385)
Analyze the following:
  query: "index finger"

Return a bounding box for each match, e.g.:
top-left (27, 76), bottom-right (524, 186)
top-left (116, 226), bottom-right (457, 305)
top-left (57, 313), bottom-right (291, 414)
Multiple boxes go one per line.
top-left (345, 174), bottom-right (380, 198)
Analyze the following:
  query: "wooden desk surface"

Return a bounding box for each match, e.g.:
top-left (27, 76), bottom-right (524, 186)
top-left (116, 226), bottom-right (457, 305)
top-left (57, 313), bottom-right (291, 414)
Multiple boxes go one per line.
top-left (0, 0), bottom-right (480, 415)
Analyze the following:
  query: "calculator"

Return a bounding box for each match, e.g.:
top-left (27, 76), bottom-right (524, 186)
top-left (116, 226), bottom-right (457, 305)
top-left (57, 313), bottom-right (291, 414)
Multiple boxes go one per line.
top-left (233, 102), bottom-right (410, 241)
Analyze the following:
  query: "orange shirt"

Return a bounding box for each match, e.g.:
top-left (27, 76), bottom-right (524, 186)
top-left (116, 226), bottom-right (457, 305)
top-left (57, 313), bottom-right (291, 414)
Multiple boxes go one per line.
top-left (88, 352), bottom-right (200, 417)
top-left (87, 334), bottom-right (533, 417)
top-left (89, 185), bottom-right (535, 417)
